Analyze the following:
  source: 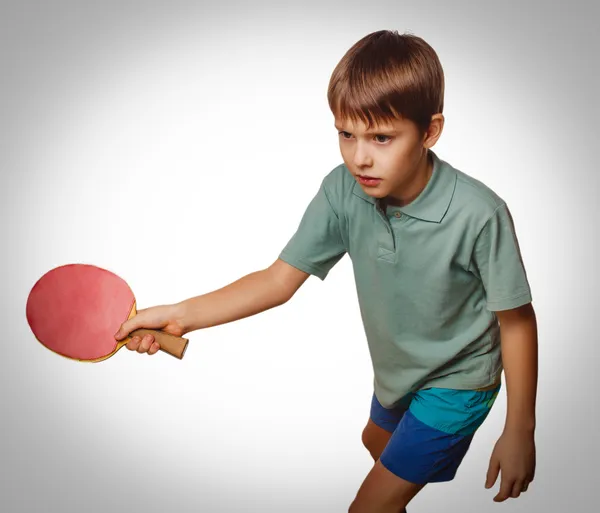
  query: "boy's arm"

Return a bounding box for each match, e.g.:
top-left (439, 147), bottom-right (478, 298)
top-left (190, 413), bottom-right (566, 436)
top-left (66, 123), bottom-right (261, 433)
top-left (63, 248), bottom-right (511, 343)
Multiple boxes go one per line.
top-left (498, 302), bottom-right (538, 432)
top-left (175, 258), bottom-right (310, 334)
top-left (485, 302), bottom-right (538, 502)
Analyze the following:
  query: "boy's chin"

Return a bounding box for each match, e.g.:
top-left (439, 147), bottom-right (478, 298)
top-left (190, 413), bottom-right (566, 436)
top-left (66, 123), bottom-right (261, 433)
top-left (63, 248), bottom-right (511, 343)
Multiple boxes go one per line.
top-left (361, 187), bottom-right (387, 199)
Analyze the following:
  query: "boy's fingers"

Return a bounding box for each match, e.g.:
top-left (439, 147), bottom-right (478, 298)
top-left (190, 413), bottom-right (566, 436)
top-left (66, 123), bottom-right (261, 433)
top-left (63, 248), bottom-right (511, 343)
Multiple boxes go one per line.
top-left (511, 480), bottom-right (524, 498)
top-left (494, 476), bottom-right (513, 502)
top-left (485, 458), bottom-right (500, 489)
top-left (115, 312), bottom-right (150, 340)
top-left (137, 335), bottom-right (154, 353)
top-left (115, 320), bottom-right (136, 340)
top-left (148, 342), bottom-right (160, 355)
top-left (126, 336), bottom-right (141, 351)
top-left (124, 334), bottom-right (159, 355)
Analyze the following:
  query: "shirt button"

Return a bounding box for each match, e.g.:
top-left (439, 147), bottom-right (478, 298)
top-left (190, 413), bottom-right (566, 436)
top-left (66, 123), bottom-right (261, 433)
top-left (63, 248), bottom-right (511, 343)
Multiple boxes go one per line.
top-left (394, 212), bottom-right (402, 218)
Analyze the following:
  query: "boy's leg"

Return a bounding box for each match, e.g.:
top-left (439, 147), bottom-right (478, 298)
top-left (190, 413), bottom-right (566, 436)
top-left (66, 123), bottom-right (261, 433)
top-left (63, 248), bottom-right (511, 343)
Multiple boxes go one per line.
top-left (362, 418), bottom-right (393, 461)
top-left (349, 461), bottom-right (424, 513)
top-left (353, 393), bottom-right (423, 513)
top-left (351, 386), bottom-right (501, 512)
top-left (362, 391), bottom-right (411, 460)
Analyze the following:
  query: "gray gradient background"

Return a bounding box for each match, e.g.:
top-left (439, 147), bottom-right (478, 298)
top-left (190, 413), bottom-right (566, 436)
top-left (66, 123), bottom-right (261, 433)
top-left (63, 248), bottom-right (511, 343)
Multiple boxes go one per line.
top-left (2, 1), bottom-right (598, 511)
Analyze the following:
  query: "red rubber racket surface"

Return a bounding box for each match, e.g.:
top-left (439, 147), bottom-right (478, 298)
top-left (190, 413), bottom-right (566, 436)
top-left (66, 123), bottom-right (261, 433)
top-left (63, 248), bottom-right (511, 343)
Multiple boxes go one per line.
top-left (26, 264), bottom-right (135, 361)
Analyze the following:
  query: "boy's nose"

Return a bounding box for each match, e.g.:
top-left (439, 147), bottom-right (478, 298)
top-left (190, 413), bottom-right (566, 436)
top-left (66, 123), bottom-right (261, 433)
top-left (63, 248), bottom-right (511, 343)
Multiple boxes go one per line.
top-left (353, 143), bottom-right (373, 167)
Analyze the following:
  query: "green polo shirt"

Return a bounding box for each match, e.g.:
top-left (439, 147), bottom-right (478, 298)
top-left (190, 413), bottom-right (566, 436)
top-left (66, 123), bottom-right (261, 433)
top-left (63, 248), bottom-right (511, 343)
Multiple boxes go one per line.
top-left (279, 149), bottom-right (532, 409)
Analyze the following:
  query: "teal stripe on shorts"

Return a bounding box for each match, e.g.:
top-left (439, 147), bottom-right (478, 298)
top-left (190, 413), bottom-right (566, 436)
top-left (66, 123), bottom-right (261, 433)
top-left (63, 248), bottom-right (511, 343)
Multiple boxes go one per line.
top-left (408, 384), bottom-right (501, 436)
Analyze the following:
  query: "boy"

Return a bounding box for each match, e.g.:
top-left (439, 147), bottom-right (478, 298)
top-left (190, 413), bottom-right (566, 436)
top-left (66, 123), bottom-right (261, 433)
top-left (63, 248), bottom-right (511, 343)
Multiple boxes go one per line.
top-left (115, 30), bottom-right (537, 512)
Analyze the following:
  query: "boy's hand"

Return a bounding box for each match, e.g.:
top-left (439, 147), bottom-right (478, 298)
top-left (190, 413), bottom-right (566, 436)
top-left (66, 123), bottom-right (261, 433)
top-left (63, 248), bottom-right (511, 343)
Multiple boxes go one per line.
top-left (114, 304), bottom-right (185, 355)
top-left (485, 427), bottom-right (536, 501)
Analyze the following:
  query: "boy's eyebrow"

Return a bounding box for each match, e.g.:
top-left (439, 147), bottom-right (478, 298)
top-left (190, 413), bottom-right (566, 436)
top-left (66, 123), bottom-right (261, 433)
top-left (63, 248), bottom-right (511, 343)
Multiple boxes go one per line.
top-left (334, 124), bottom-right (399, 135)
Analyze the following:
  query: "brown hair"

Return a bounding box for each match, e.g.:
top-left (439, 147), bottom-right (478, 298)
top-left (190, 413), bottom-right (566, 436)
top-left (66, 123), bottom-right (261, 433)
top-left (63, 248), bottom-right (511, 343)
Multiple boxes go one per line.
top-left (327, 30), bottom-right (444, 136)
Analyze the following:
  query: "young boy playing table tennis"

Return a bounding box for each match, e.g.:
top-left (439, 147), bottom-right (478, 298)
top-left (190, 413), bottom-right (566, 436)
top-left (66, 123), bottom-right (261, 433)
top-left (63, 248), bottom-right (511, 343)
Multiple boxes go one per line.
top-left (115, 30), bottom-right (537, 512)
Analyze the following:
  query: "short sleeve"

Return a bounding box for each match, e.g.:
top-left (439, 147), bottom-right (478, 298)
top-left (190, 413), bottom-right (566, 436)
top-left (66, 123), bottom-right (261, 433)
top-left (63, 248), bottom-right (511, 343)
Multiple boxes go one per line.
top-left (279, 178), bottom-right (347, 281)
top-left (469, 203), bottom-right (532, 311)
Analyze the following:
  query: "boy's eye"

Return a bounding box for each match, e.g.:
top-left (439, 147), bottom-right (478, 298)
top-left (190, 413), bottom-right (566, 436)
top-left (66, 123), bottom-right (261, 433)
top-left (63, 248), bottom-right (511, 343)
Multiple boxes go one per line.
top-left (338, 131), bottom-right (391, 144)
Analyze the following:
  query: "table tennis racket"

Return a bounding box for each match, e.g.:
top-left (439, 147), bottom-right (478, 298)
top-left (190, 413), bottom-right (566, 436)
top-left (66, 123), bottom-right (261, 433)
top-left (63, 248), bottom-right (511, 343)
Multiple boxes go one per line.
top-left (26, 263), bottom-right (189, 362)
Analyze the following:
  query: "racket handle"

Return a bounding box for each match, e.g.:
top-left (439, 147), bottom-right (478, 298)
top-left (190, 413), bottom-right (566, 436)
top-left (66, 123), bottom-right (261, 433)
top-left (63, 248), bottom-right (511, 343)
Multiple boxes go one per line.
top-left (130, 329), bottom-right (189, 359)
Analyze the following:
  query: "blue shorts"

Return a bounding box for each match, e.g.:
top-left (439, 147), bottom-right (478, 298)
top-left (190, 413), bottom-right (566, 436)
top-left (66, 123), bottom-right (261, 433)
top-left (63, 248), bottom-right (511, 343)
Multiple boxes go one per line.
top-left (370, 383), bottom-right (501, 485)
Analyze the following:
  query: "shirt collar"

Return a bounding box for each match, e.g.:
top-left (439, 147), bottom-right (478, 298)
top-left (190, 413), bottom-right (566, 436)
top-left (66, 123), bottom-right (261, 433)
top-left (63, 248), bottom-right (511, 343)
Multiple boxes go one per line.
top-left (351, 149), bottom-right (457, 223)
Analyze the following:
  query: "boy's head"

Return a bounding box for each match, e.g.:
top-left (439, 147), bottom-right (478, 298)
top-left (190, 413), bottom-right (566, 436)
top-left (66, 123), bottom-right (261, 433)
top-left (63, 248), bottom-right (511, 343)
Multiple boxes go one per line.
top-left (328, 29), bottom-right (444, 138)
top-left (328, 30), bottom-right (445, 205)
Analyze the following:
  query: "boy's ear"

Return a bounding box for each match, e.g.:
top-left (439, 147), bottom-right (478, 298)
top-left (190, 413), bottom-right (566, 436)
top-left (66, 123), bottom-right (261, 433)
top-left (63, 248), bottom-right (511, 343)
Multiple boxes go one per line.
top-left (423, 114), bottom-right (444, 149)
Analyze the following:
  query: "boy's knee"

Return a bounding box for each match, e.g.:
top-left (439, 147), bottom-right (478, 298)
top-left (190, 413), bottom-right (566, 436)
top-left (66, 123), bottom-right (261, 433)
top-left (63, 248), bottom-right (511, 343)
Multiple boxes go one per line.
top-left (361, 423), bottom-right (375, 450)
top-left (361, 420), bottom-right (392, 461)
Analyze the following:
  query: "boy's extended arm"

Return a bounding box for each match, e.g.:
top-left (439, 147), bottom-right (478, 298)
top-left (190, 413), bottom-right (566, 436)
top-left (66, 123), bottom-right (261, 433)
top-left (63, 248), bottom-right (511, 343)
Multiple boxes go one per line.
top-left (175, 258), bottom-right (310, 334)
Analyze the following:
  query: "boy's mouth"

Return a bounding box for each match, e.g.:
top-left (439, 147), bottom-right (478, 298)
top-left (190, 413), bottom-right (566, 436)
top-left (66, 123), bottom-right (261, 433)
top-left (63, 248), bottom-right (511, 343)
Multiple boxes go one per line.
top-left (357, 175), bottom-right (382, 186)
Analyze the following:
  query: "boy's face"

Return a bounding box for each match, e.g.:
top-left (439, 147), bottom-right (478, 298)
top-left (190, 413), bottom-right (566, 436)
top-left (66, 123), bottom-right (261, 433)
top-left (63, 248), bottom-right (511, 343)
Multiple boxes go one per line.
top-left (334, 115), bottom-right (439, 206)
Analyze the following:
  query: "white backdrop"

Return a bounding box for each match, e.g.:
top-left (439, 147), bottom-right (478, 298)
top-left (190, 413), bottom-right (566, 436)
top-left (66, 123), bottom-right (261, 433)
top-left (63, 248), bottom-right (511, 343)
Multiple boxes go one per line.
top-left (2, 1), bottom-right (598, 511)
